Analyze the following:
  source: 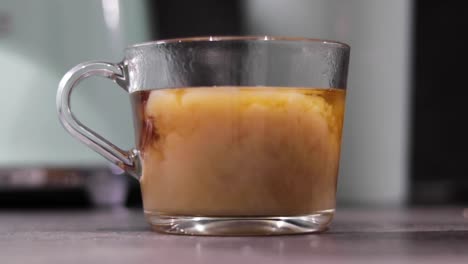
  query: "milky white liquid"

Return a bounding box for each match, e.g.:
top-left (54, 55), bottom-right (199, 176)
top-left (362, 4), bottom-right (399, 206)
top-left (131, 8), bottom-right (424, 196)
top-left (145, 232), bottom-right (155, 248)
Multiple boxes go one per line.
top-left (131, 87), bottom-right (346, 216)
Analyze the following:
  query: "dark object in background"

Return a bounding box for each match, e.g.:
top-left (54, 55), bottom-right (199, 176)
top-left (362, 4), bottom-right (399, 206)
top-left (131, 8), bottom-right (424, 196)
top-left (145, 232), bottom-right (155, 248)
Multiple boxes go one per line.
top-left (411, 0), bottom-right (468, 204)
top-left (0, 168), bottom-right (120, 209)
top-left (150, 0), bottom-right (243, 39)
top-left (0, 189), bottom-right (91, 209)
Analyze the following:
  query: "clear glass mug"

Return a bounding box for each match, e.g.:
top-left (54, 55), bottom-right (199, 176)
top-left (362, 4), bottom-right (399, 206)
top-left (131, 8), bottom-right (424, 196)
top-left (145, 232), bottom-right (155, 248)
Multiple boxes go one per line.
top-left (57, 36), bottom-right (350, 235)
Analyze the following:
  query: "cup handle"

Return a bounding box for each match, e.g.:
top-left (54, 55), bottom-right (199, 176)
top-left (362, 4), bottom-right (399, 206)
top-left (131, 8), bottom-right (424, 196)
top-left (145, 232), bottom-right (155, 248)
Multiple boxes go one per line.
top-left (56, 61), bottom-right (141, 179)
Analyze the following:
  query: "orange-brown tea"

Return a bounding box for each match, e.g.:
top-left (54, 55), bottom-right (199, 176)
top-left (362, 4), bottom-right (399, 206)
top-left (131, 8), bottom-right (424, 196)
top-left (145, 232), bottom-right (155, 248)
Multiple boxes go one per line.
top-left (131, 87), bottom-right (346, 216)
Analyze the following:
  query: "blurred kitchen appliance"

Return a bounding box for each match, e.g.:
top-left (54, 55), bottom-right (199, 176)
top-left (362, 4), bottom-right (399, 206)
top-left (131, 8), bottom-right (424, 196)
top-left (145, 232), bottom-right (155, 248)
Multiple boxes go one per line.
top-left (0, 0), bottom-right (151, 207)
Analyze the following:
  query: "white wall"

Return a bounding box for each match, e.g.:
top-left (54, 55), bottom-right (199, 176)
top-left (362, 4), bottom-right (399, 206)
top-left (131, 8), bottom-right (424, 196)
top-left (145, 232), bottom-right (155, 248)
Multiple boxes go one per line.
top-left (243, 0), bottom-right (412, 205)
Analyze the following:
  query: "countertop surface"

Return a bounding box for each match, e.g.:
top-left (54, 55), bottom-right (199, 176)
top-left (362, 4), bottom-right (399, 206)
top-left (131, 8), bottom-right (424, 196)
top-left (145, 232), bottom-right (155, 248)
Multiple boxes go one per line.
top-left (1, 207), bottom-right (467, 263)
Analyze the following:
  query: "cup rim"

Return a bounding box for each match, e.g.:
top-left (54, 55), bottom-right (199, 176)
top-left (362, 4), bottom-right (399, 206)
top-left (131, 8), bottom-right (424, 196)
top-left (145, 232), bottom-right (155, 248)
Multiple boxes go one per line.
top-left (126, 36), bottom-right (350, 50)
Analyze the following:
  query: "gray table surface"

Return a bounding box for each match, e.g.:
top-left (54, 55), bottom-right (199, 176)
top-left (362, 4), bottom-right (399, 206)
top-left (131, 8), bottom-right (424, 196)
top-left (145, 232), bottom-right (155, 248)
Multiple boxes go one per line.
top-left (0, 207), bottom-right (467, 264)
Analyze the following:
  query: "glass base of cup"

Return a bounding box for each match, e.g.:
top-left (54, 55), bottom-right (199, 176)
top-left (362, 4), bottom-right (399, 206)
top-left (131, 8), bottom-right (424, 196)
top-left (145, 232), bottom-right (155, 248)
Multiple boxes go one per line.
top-left (145, 209), bottom-right (334, 236)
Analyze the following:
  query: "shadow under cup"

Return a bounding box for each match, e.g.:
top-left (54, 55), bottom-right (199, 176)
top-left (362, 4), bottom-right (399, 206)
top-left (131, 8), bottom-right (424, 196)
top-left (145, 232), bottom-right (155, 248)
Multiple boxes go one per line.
top-left (57, 37), bottom-right (350, 235)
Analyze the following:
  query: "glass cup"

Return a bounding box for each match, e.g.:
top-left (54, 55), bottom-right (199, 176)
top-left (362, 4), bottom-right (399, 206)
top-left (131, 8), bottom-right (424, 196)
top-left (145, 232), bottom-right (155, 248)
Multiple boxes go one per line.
top-left (57, 36), bottom-right (350, 235)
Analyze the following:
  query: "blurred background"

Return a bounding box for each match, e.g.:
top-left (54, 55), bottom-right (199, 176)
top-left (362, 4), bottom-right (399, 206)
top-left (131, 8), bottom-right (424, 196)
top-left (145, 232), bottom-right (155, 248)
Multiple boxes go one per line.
top-left (0, 0), bottom-right (465, 209)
